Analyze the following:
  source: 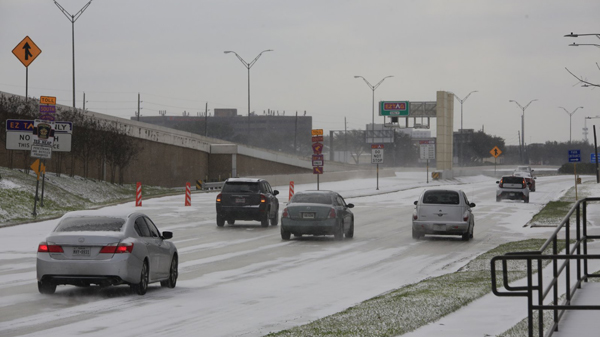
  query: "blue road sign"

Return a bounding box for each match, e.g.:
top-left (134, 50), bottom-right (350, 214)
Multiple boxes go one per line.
top-left (569, 149), bottom-right (581, 163)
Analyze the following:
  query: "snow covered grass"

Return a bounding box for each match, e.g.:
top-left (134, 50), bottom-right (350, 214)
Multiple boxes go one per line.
top-left (266, 239), bottom-right (564, 337)
top-left (530, 179), bottom-right (596, 227)
top-left (0, 166), bottom-right (181, 225)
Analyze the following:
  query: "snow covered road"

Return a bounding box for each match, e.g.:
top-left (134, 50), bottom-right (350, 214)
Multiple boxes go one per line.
top-left (0, 172), bottom-right (589, 336)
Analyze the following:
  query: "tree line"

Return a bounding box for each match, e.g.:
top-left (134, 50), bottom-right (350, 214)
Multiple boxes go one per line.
top-left (0, 95), bottom-right (140, 184)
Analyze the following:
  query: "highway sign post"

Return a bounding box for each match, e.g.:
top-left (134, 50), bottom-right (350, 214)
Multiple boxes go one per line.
top-left (420, 140), bottom-right (435, 183)
top-left (569, 150), bottom-right (581, 200)
top-left (312, 129), bottom-right (324, 190)
top-left (490, 146), bottom-right (502, 175)
top-left (371, 144), bottom-right (384, 190)
top-left (12, 36), bottom-right (42, 99)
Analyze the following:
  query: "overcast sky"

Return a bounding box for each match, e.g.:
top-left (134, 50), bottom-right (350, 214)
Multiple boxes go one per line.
top-left (1, 0), bottom-right (599, 146)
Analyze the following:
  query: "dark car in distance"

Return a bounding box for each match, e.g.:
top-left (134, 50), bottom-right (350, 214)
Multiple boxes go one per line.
top-left (280, 190), bottom-right (355, 240)
top-left (216, 178), bottom-right (279, 227)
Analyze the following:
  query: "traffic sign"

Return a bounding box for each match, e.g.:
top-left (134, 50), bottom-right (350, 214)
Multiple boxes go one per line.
top-left (490, 146), bottom-right (502, 158)
top-left (312, 154), bottom-right (324, 167)
top-left (5, 119), bottom-right (72, 152)
top-left (379, 101), bottom-right (409, 116)
top-left (312, 129), bottom-right (323, 136)
top-left (30, 159), bottom-right (46, 178)
top-left (312, 142), bottom-right (323, 155)
top-left (313, 166), bottom-right (323, 174)
top-left (591, 153), bottom-right (599, 163)
top-left (312, 135), bottom-right (323, 142)
top-left (12, 36), bottom-right (42, 67)
top-left (568, 149), bottom-right (581, 163)
top-left (371, 147), bottom-right (384, 164)
top-left (39, 105), bottom-right (56, 114)
top-left (40, 96), bottom-right (56, 105)
top-left (420, 143), bottom-right (435, 160)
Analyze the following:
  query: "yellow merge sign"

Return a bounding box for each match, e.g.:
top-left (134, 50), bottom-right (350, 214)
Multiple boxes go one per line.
top-left (490, 146), bottom-right (502, 158)
top-left (12, 36), bottom-right (42, 67)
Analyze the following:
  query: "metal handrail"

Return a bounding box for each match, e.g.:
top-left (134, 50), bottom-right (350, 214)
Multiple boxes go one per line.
top-left (491, 197), bottom-right (600, 337)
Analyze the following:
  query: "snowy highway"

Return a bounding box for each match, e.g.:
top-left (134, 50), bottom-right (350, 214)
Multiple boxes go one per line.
top-left (0, 172), bottom-right (583, 336)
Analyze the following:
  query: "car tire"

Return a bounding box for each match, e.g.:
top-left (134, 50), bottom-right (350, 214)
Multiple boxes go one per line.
top-left (461, 229), bottom-right (470, 241)
top-left (470, 223), bottom-right (474, 239)
top-left (161, 255), bottom-right (178, 288)
top-left (412, 229), bottom-right (422, 240)
top-left (38, 280), bottom-right (56, 294)
top-left (345, 219), bottom-right (354, 239)
top-left (270, 211), bottom-right (279, 226)
top-left (281, 227), bottom-right (291, 240)
top-left (524, 197), bottom-right (530, 203)
top-left (227, 219), bottom-right (235, 225)
top-left (217, 215), bottom-right (225, 227)
top-left (496, 196), bottom-right (501, 202)
top-left (334, 221), bottom-right (344, 241)
top-left (131, 260), bottom-right (149, 295)
top-left (261, 211), bottom-right (269, 227)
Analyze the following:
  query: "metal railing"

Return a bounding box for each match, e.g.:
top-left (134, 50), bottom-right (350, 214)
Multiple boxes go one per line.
top-left (491, 197), bottom-right (600, 337)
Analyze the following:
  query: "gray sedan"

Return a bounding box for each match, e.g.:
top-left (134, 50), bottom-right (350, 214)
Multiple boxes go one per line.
top-left (280, 190), bottom-right (354, 240)
top-left (36, 210), bottom-right (178, 295)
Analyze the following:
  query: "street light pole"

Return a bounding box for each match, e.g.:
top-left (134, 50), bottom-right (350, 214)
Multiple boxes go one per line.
top-left (453, 91), bottom-right (478, 132)
top-left (54, 0), bottom-right (93, 109)
top-left (509, 99), bottom-right (537, 164)
top-left (354, 75), bottom-right (393, 143)
top-left (224, 49), bottom-right (273, 135)
top-left (559, 106), bottom-right (584, 143)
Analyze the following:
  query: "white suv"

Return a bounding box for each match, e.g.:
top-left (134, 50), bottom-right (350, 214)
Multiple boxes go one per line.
top-left (496, 175), bottom-right (530, 203)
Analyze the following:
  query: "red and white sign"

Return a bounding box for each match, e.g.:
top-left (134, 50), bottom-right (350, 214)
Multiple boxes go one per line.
top-left (289, 181), bottom-right (294, 200)
top-left (136, 182), bottom-right (142, 207)
top-left (185, 182), bottom-right (191, 206)
top-left (371, 144), bottom-right (384, 149)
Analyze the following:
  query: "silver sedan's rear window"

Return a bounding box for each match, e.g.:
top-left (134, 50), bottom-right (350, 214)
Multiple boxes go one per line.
top-left (55, 217), bottom-right (125, 232)
top-left (290, 193), bottom-right (332, 204)
top-left (423, 191), bottom-right (460, 205)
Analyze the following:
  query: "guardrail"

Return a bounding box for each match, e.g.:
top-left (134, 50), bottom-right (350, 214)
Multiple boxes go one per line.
top-left (491, 197), bottom-right (600, 337)
top-left (202, 181), bottom-right (224, 191)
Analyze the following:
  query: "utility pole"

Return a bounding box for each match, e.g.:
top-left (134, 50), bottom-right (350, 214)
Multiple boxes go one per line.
top-left (137, 93), bottom-right (140, 121)
top-left (345, 117), bottom-right (348, 163)
top-left (205, 102), bottom-right (208, 137)
top-left (294, 111), bottom-right (298, 154)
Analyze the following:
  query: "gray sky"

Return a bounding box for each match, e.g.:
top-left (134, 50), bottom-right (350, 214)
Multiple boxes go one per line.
top-left (1, 0), bottom-right (599, 146)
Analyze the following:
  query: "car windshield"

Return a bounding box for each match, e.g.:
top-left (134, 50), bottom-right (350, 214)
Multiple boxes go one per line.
top-left (290, 193), bottom-right (332, 205)
top-left (55, 217), bottom-right (125, 232)
top-left (422, 191), bottom-right (460, 205)
top-left (222, 182), bottom-right (260, 193)
top-left (515, 167), bottom-right (530, 172)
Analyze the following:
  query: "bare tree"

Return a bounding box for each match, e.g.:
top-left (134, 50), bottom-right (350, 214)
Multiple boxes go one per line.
top-left (565, 63), bottom-right (600, 88)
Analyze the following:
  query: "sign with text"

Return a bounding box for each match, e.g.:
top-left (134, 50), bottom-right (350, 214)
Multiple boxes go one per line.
top-left (420, 140), bottom-right (436, 160)
top-left (40, 96), bottom-right (56, 105)
top-left (371, 144), bottom-right (384, 164)
top-left (568, 149), bottom-right (581, 163)
top-left (312, 154), bottom-right (324, 167)
top-left (5, 119), bottom-right (72, 152)
top-left (591, 153), bottom-right (599, 164)
top-left (311, 129), bottom-right (323, 136)
top-left (379, 101), bottom-right (409, 116)
top-left (31, 144), bottom-right (52, 159)
top-left (311, 135), bottom-right (323, 142)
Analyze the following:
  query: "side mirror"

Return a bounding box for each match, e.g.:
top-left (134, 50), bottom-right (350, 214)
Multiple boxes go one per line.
top-left (413, 200), bottom-right (418, 205)
top-left (531, 169), bottom-right (534, 172)
top-left (496, 181), bottom-right (500, 184)
top-left (273, 190), bottom-right (279, 196)
top-left (162, 231), bottom-right (173, 240)
top-left (469, 203), bottom-right (476, 208)
top-left (347, 203), bottom-right (354, 208)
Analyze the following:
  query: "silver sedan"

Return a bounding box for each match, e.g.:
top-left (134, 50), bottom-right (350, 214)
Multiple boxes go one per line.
top-left (36, 210), bottom-right (178, 295)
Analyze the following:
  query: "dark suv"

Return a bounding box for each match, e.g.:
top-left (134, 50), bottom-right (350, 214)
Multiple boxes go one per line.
top-left (215, 178), bottom-right (279, 227)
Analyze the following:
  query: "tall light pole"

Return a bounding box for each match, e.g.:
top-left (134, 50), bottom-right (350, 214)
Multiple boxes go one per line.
top-left (354, 75), bottom-right (393, 143)
top-left (509, 99), bottom-right (537, 164)
top-left (224, 49), bottom-right (273, 135)
top-left (54, 0), bottom-right (93, 109)
top-left (559, 106), bottom-right (584, 143)
top-left (453, 91), bottom-right (478, 132)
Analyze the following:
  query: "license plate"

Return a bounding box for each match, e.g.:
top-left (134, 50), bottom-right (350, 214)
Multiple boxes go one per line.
top-left (72, 247), bottom-right (91, 256)
top-left (235, 197), bottom-right (245, 203)
top-left (302, 212), bottom-right (315, 219)
top-left (433, 224), bottom-right (446, 231)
